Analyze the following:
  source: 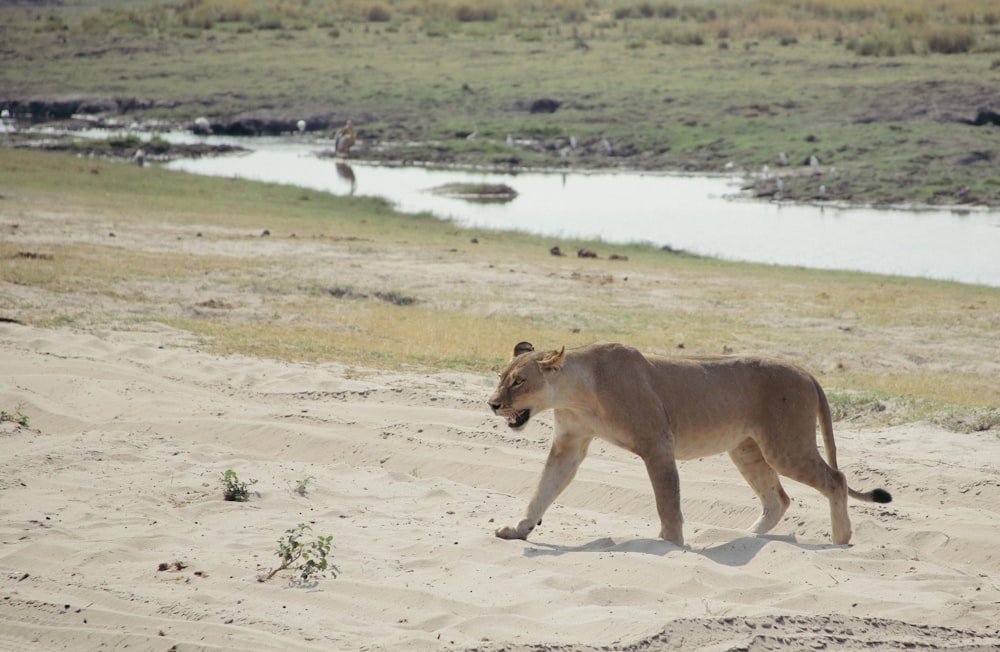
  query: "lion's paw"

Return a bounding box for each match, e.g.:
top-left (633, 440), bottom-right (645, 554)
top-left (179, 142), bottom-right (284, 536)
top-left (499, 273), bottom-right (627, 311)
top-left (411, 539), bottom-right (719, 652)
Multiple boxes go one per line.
top-left (494, 525), bottom-right (525, 540)
top-left (659, 526), bottom-right (684, 547)
top-left (495, 519), bottom-right (536, 540)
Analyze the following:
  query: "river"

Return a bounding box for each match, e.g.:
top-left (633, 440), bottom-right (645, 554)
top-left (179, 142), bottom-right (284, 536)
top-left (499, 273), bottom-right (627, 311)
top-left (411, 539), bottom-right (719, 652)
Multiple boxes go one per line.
top-left (159, 135), bottom-right (1000, 287)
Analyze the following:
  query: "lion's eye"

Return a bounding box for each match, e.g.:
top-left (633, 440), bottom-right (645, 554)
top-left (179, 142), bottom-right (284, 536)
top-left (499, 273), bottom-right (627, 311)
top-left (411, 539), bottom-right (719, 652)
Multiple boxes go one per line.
top-left (511, 377), bottom-right (524, 388)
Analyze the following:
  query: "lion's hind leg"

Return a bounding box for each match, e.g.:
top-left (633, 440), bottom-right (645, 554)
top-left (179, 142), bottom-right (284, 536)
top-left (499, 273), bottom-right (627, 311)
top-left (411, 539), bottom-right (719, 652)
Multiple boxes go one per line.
top-left (758, 442), bottom-right (852, 545)
top-left (729, 438), bottom-right (791, 536)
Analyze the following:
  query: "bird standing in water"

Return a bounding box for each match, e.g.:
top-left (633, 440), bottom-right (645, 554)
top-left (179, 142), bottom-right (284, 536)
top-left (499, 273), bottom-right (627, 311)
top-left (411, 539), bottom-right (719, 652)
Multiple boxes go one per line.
top-left (334, 119), bottom-right (356, 156)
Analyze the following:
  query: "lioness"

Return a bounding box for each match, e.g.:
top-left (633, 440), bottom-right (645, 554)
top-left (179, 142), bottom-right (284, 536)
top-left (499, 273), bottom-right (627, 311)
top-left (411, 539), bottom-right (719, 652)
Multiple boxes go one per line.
top-left (488, 342), bottom-right (891, 546)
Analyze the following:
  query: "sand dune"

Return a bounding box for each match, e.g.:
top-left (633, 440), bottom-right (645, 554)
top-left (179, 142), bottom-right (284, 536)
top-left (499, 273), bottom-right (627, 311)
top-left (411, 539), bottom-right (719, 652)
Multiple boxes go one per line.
top-left (1, 322), bottom-right (999, 651)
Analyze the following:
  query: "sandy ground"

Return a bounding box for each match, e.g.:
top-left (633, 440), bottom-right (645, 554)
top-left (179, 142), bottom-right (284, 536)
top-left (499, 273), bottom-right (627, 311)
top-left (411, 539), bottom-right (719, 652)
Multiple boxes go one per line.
top-left (2, 211), bottom-right (1000, 651)
top-left (2, 326), bottom-right (1000, 652)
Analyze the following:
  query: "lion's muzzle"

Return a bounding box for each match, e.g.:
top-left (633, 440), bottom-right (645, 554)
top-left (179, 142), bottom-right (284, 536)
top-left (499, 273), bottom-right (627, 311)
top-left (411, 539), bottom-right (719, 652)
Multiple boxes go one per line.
top-left (504, 409), bottom-right (531, 429)
top-left (488, 402), bottom-right (531, 429)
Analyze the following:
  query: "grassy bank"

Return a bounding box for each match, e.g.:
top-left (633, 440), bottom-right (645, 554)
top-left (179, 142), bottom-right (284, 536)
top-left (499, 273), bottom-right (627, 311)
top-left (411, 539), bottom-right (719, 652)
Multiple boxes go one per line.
top-left (3, 0), bottom-right (1000, 206)
top-left (1, 148), bottom-right (998, 432)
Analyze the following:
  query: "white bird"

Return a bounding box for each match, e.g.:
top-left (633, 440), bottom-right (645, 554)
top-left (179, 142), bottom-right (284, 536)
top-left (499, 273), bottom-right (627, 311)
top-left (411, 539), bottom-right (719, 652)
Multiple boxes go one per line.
top-left (819, 185), bottom-right (826, 194)
top-left (134, 148), bottom-right (145, 167)
top-left (569, 135), bottom-right (578, 150)
top-left (762, 164), bottom-right (771, 179)
top-left (809, 155), bottom-right (819, 170)
top-left (778, 152), bottom-right (788, 166)
top-left (601, 138), bottom-right (612, 154)
top-left (466, 129), bottom-right (478, 141)
top-left (776, 178), bottom-right (784, 193)
top-left (506, 134), bottom-right (514, 147)
top-left (193, 117), bottom-right (212, 135)
top-left (0, 109), bottom-right (9, 119)
top-left (297, 119), bottom-right (306, 133)
top-left (724, 161), bottom-right (735, 171)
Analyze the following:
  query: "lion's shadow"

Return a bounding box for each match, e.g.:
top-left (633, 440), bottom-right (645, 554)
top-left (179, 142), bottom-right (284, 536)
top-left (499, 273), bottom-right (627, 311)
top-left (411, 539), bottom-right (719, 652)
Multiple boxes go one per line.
top-left (522, 534), bottom-right (842, 567)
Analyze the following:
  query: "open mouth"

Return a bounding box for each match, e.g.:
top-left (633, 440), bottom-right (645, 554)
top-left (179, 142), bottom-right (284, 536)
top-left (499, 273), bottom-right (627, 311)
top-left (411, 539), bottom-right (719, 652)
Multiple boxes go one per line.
top-left (504, 409), bottom-right (531, 429)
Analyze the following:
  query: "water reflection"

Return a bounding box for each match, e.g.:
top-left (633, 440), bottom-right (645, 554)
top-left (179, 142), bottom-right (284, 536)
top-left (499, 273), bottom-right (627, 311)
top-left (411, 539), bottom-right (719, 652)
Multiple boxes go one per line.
top-left (159, 136), bottom-right (1000, 287)
top-left (425, 181), bottom-right (518, 204)
top-left (334, 162), bottom-right (356, 195)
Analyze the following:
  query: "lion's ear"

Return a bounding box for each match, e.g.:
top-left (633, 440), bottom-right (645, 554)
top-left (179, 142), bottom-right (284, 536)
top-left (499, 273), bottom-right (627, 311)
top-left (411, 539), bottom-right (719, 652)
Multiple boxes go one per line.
top-left (538, 347), bottom-right (565, 371)
top-left (512, 341), bottom-right (535, 358)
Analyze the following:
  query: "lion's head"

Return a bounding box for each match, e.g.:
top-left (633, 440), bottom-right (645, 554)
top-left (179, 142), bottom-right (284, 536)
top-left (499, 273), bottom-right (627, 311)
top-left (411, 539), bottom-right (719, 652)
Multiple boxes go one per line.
top-left (487, 342), bottom-right (565, 431)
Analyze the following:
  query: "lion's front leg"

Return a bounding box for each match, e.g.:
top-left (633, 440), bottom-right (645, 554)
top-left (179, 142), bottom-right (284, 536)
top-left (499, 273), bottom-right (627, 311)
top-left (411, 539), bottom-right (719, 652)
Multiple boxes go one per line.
top-left (496, 433), bottom-right (591, 540)
top-left (642, 441), bottom-right (685, 546)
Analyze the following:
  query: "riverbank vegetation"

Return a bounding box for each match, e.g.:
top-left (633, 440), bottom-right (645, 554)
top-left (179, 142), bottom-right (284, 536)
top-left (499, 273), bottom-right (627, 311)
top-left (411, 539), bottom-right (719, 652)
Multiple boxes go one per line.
top-left (3, 0), bottom-right (1000, 206)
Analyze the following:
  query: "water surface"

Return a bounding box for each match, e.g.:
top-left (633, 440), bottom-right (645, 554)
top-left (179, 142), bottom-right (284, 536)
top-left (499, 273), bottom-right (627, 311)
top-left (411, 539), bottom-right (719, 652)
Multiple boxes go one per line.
top-left (161, 136), bottom-right (1000, 287)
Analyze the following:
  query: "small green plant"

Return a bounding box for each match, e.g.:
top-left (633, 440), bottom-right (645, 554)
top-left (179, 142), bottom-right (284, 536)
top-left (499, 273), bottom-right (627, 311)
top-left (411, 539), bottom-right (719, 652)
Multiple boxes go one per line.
top-left (220, 469), bottom-right (257, 502)
top-left (290, 476), bottom-right (313, 496)
top-left (0, 406), bottom-right (30, 428)
top-left (261, 524), bottom-right (338, 583)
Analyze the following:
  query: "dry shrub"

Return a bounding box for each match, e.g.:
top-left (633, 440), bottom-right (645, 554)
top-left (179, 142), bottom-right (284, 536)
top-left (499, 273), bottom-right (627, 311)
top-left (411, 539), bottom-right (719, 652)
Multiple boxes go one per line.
top-left (614, 1), bottom-right (679, 20)
top-left (180, 2), bottom-right (216, 28)
top-left (843, 22), bottom-right (975, 56)
top-left (399, 0), bottom-right (450, 19)
top-left (740, 14), bottom-right (800, 41)
top-left (367, 4), bottom-right (392, 22)
top-left (213, 0), bottom-right (254, 23)
top-left (613, 2), bottom-right (648, 20)
top-left (798, 0), bottom-right (878, 22)
top-left (653, 27), bottom-right (704, 46)
top-left (561, 6), bottom-right (588, 23)
top-left (925, 25), bottom-right (975, 53)
top-left (847, 30), bottom-right (917, 56)
top-left (176, 0), bottom-right (298, 29)
top-left (454, 2), bottom-right (498, 22)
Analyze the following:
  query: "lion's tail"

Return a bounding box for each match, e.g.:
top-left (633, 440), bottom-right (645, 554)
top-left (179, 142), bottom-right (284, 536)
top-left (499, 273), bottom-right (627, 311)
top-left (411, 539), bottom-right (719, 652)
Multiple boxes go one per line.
top-left (814, 378), bottom-right (893, 505)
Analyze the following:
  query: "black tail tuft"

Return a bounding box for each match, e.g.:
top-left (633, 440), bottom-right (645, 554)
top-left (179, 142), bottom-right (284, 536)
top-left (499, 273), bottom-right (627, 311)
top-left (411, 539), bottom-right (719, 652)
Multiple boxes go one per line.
top-left (872, 488), bottom-right (893, 504)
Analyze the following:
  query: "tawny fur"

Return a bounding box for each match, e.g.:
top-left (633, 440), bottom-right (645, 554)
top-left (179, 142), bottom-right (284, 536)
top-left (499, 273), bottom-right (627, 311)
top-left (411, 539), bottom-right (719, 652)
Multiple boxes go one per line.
top-left (488, 342), bottom-right (891, 546)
